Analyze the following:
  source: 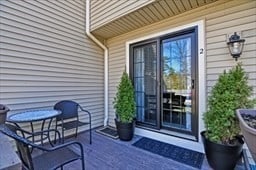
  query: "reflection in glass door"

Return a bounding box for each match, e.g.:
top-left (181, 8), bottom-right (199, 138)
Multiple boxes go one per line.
top-left (161, 33), bottom-right (196, 133)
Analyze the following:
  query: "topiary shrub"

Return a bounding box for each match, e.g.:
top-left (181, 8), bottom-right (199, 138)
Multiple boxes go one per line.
top-left (113, 71), bottom-right (136, 123)
top-left (204, 63), bottom-right (255, 144)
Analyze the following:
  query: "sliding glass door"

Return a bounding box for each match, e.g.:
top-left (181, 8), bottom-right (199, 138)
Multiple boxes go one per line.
top-left (130, 27), bottom-right (198, 137)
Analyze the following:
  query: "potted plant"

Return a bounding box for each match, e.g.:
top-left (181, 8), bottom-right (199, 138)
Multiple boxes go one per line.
top-left (236, 109), bottom-right (256, 161)
top-left (113, 71), bottom-right (136, 141)
top-left (201, 63), bottom-right (254, 170)
top-left (0, 104), bottom-right (9, 124)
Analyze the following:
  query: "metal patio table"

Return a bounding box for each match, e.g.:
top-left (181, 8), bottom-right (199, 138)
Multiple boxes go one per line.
top-left (7, 109), bottom-right (61, 145)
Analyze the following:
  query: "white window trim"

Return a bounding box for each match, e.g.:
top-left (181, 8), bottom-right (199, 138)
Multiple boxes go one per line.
top-left (125, 20), bottom-right (206, 152)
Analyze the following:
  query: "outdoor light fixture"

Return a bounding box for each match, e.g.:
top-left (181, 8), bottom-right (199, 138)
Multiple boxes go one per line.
top-left (227, 32), bottom-right (245, 61)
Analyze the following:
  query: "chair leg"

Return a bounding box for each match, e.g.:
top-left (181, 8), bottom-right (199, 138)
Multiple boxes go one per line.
top-left (89, 114), bottom-right (92, 144)
top-left (54, 124), bottom-right (57, 144)
top-left (82, 159), bottom-right (85, 170)
top-left (89, 123), bottom-right (92, 144)
top-left (61, 119), bottom-right (64, 144)
top-left (81, 145), bottom-right (85, 170)
top-left (75, 126), bottom-right (78, 138)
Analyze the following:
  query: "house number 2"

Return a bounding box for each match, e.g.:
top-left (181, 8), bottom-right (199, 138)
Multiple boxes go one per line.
top-left (200, 48), bottom-right (204, 54)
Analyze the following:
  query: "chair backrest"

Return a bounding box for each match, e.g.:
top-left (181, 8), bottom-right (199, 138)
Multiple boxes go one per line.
top-left (54, 100), bottom-right (79, 121)
top-left (0, 124), bottom-right (34, 170)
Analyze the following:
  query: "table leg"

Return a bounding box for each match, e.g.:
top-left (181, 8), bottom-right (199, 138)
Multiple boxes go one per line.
top-left (47, 118), bottom-right (55, 146)
top-left (39, 118), bottom-right (55, 146)
top-left (30, 122), bottom-right (35, 144)
top-left (40, 120), bottom-right (46, 145)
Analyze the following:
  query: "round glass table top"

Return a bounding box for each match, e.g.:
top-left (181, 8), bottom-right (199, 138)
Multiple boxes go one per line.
top-left (7, 109), bottom-right (61, 123)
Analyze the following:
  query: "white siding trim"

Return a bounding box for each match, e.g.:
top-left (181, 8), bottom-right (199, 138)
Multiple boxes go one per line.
top-left (125, 20), bottom-right (206, 152)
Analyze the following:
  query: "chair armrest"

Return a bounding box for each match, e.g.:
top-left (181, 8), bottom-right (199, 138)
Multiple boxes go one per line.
top-left (78, 105), bottom-right (91, 116)
top-left (36, 141), bottom-right (84, 156)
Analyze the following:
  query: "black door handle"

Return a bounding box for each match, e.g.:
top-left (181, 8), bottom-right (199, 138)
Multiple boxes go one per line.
top-left (191, 79), bottom-right (195, 89)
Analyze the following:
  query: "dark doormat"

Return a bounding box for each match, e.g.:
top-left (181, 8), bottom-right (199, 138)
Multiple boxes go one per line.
top-left (96, 126), bottom-right (119, 139)
top-left (132, 137), bottom-right (204, 169)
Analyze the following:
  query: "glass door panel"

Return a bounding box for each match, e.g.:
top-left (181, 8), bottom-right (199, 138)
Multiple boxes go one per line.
top-left (161, 35), bottom-right (193, 132)
top-left (133, 42), bottom-right (157, 126)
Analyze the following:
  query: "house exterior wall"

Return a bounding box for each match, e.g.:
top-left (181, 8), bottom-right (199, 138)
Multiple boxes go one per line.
top-left (90, 0), bottom-right (155, 31)
top-left (107, 0), bottom-right (256, 151)
top-left (0, 0), bottom-right (104, 132)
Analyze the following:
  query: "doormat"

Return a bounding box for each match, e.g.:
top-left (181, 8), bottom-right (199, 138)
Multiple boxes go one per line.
top-left (132, 137), bottom-right (204, 169)
top-left (96, 126), bottom-right (119, 139)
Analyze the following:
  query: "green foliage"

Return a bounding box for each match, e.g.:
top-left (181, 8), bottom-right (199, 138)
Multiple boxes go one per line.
top-left (204, 63), bottom-right (255, 144)
top-left (113, 71), bottom-right (136, 123)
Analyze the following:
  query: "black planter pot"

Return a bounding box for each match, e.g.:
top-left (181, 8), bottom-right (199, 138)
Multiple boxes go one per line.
top-left (115, 119), bottom-right (135, 141)
top-left (201, 131), bottom-right (244, 170)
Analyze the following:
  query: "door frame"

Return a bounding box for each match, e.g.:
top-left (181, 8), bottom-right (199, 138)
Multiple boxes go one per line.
top-left (126, 20), bottom-right (206, 141)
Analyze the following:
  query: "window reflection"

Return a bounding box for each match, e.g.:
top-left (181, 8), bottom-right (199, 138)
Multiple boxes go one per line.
top-left (162, 37), bottom-right (192, 131)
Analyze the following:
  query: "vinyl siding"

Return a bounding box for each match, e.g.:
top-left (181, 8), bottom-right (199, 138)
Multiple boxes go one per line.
top-left (205, 2), bottom-right (256, 94)
top-left (0, 0), bottom-right (104, 134)
top-left (107, 0), bottom-right (256, 126)
top-left (90, 0), bottom-right (218, 39)
top-left (90, 0), bottom-right (155, 30)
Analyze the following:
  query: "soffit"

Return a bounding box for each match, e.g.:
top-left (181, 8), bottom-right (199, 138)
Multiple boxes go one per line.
top-left (91, 0), bottom-right (218, 39)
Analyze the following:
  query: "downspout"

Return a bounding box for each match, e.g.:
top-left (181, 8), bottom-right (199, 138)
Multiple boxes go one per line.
top-left (86, 0), bottom-right (108, 126)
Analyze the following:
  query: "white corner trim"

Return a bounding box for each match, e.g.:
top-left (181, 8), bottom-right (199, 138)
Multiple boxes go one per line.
top-left (125, 43), bottom-right (130, 75)
top-left (126, 20), bottom-right (206, 150)
top-left (197, 20), bottom-right (206, 142)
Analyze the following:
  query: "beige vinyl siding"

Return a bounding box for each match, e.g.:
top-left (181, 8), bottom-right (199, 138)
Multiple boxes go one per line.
top-left (205, 1), bottom-right (256, 94)
top-left (0, 0), bottom-right (104, 133)
top-left (107, 0), bottom-right (256, 126)
top-left (90, 0), bottom-right (155, 30)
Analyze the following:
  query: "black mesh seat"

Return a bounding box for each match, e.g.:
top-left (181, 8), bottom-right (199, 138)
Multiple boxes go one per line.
top-left (0, 124), bottom-right (85, 170)
top-left (32, 147), bottom-right (82, 170)
top-left (54, 100), bottom-right (92, 144)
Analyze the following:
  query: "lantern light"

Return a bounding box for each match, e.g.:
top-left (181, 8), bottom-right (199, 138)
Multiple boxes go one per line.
top-left (227, 32), bottom-right (245, 61)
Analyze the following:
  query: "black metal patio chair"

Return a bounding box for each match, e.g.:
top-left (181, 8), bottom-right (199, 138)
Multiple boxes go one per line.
top-left (54, 100), bottom-right (92, 144)
top-left (0, 124), bottom-right (85, 170)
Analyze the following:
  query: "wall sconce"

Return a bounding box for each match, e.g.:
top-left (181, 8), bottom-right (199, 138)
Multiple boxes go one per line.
top-left (227, 32), bottom-right (245, 61)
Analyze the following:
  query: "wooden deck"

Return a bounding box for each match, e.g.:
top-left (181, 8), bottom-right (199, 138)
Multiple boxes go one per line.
top-left (45, 128), bottom-right (245, 170)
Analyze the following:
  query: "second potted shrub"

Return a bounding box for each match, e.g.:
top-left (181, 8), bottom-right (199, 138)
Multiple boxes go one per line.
top-left (201, 63), bottom-right (254, 170)
top-left (113, 71), bottom-right (136, 141)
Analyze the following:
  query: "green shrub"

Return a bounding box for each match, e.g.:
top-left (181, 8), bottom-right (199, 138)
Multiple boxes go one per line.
top-left (204, 63), bottom-right (255, 144)
top-left (113, 71), bottom-right (136, 123)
